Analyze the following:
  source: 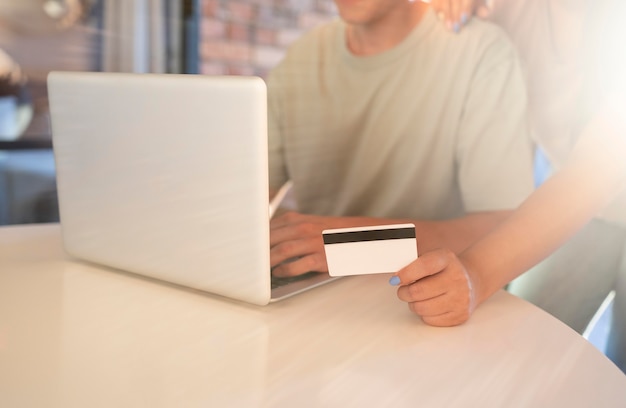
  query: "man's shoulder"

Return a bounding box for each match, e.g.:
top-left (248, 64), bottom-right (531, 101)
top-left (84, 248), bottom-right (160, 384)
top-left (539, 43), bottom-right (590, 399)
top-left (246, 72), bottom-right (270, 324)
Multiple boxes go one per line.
top-left (455, 17), bottom-right (518, 58)
top-left (268, 19), bottom-right (341, 83)
top-left (280, 19), bottom-right (341, 61)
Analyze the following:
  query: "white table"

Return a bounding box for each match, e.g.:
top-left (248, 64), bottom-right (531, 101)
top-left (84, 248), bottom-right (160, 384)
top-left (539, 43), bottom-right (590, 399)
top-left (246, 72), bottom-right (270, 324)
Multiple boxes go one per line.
top-left (1, 224), bottom-right (625, 407)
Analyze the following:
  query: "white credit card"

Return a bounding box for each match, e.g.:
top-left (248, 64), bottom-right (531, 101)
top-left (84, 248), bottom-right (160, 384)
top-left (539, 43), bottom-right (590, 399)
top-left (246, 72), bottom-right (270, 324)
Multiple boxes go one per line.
top-left (322, 223), bottom-right (418, 277)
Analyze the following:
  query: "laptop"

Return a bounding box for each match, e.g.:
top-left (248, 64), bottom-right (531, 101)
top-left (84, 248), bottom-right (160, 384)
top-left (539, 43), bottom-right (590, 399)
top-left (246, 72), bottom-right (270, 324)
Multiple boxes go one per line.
top-left (47, 71), bottom-right (338, 306)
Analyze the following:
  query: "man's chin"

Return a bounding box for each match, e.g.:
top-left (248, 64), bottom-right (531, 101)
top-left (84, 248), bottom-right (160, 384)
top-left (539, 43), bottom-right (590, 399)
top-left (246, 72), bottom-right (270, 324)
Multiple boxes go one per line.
top-left (336, 4), bottom-right (372, 25)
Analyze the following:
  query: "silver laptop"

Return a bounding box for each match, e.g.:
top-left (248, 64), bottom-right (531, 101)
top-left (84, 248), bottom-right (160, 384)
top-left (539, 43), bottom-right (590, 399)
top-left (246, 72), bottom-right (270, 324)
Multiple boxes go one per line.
top-left (48, 71), bottom-right (337, 305)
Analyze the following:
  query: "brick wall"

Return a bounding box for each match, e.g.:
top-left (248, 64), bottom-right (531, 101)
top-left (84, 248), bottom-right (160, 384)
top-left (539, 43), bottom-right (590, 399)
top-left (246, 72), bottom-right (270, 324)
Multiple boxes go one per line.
top-left (200, 0), bottom-right (337, 78)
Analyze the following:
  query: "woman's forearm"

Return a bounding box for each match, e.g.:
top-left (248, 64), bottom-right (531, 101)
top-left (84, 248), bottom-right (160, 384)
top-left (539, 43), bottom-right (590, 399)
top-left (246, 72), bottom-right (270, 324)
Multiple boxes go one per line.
top-left (463, 109), bottom-right (626, 305)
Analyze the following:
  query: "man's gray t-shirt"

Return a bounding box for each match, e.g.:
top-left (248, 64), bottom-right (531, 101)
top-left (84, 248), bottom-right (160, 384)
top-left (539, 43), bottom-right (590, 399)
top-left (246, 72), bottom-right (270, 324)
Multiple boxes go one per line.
top-left (268, 9), bottom-right (534, 220)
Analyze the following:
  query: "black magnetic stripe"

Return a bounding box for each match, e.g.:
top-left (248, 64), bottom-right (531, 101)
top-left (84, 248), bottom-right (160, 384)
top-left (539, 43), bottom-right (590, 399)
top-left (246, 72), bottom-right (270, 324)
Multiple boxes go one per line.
top-left (323, 227), bottom-right (416, 245)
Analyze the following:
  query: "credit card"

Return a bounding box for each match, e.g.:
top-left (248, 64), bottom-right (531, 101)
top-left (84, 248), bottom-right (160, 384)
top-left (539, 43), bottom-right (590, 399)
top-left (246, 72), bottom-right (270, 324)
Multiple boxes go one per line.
top-left (322, 223), bottom-right (418, 276)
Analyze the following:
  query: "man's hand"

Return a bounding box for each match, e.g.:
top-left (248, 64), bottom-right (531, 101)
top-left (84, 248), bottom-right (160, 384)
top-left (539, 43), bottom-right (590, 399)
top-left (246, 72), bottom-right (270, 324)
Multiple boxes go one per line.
top-left (429, 0), bottom-right (492, 32)
top-left (390, 249), bottom-right (479, 326)
top-left (270, 211), bottom-right (347, 277)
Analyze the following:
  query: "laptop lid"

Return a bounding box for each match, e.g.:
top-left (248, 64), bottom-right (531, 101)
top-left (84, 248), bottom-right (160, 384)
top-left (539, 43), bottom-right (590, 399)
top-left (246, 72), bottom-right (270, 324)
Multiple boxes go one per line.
top-left (48, 72), bottom-right (273, 305)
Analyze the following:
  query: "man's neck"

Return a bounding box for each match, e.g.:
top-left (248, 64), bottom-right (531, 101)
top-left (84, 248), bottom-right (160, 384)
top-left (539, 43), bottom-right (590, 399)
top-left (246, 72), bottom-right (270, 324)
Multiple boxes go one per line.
top-left (346, 3), bottom-right (429, 56)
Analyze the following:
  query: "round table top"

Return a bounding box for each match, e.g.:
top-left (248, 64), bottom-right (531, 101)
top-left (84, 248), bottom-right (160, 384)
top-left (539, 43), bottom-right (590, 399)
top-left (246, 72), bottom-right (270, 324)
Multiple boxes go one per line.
top-left (1, 223), bottom-right (625, 407)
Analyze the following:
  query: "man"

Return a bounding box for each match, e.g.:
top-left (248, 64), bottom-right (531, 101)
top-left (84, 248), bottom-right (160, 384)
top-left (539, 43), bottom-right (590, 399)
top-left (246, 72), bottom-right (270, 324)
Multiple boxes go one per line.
top-left (267, 0), bottom-right (534, 279)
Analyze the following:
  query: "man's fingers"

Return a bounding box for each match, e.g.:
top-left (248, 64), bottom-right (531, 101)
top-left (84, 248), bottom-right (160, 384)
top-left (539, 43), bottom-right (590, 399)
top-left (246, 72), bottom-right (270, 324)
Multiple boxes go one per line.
top-left (270, 218), bottom-right (321, 247)
top-left (270, 237), bottom-right (319, 267)
top-left (269, 211), bottom-right (335, 274)
top-left (272, 253), bottom-right (327, 277)
top-left (269, 211), bottom-right (307, 229)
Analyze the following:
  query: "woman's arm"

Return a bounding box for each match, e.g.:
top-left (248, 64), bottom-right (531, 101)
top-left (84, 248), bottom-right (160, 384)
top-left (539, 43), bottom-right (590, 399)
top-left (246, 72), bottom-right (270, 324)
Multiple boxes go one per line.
top-left (427, 0), bottom-right (491, 32)
top-left (391, 105), bottom-right (626, 326)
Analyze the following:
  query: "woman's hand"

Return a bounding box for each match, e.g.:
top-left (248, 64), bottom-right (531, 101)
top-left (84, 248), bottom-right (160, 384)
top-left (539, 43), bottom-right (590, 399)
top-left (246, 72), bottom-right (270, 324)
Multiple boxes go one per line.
top-left (390, 248), bottom-right (480, 326)
top-left (428, 0), bottom-right (492, 33)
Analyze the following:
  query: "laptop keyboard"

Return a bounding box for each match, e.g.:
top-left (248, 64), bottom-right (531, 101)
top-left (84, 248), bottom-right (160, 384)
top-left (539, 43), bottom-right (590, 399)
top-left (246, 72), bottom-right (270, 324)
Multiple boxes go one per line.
top-left (271, 271), bottom-right (320, 289)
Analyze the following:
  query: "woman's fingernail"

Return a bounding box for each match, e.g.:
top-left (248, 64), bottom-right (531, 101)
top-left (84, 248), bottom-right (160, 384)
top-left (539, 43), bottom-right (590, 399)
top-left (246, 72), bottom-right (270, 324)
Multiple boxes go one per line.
top-left (461, 12), bottom-right (468, 25)
top-left (389, 276), bottom-right (401, 286)
top-left (453, 22), bottom-right (460, 33)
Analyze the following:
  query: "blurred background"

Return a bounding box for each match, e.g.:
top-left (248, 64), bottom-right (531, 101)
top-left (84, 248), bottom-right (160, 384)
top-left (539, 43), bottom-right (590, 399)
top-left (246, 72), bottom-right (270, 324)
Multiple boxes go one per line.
top-left (0, 0), bottom-right (338, 225)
